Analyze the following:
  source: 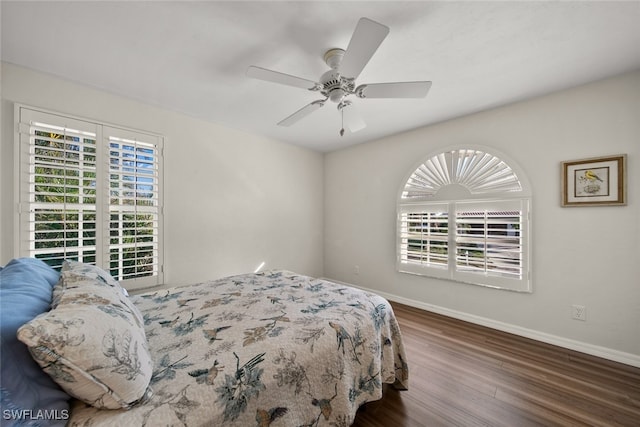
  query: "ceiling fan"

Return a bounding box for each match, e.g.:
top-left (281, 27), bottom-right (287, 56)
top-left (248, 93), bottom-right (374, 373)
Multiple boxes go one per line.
top-left (246, 17), bottom-right (432, 136)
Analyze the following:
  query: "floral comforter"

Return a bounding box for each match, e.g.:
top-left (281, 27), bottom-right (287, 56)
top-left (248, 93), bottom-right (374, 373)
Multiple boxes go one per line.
top-left (67, 271), bottom-right (408, 426)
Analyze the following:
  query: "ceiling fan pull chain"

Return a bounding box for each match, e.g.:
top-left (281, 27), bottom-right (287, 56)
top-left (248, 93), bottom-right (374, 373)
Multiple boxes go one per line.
top-left (340, 108), bottom-right (345, 137)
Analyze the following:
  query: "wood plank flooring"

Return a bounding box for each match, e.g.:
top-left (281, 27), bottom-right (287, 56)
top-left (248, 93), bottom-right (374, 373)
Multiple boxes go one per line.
top-left (352, 302), bottom-right (640, 427)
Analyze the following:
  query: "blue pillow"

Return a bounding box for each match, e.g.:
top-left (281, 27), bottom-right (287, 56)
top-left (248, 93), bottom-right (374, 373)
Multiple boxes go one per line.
top-left (0, 258), bottom-right (70, 426)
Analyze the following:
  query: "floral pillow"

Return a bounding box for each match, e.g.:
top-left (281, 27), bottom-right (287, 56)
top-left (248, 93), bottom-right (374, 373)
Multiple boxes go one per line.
top-left (55, 260), bottom-right (142, 326)
top-left (17, 263), bottom-right (153, 410)
top-left (53, 260), bottom-right (129, 302)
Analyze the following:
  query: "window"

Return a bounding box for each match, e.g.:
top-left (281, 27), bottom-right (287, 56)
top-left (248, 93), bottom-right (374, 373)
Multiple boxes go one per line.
top-left (16, 106), bottom-right (163, 289)
top-left (397, 148), bottom-right (531, 292)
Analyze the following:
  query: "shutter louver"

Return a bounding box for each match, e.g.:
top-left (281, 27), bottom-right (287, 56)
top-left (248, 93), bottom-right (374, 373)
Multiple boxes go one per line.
top-left (401, 149), bottom-right (522, 199)
top-left (455, 207), bottom-right (523, 279)
top-left (398, 204), bottom-right (450, 278)
top-left (107, 131), bottom-right (161, 283)
top-left (399, 211), bottom-right (448, 267)
top-left (22, 118), bottom-right (99, 269)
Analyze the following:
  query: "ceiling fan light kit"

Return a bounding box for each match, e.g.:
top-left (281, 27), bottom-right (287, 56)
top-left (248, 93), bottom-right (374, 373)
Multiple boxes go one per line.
top-left (247, 17), bottom-right (432, 136)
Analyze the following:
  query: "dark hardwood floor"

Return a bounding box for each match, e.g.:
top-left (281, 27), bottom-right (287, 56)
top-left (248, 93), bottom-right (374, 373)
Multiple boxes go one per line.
top-left (352, 302), bottom-right (640, 427)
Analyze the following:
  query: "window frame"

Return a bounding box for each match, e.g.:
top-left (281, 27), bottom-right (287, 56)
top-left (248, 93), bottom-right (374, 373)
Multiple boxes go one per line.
top-left (397, 146), bottom-right (532, 292)
top-left (14, 104), bottom-right (164, 290)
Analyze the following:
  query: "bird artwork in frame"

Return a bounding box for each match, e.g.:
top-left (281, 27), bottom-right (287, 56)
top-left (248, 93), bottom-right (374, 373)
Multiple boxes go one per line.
top-left (561, 154), bottom-right (627, 206)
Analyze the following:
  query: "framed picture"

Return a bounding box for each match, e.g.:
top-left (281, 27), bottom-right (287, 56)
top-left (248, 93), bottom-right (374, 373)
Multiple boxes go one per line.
top-left (561, 154), bottom-right (627, 206)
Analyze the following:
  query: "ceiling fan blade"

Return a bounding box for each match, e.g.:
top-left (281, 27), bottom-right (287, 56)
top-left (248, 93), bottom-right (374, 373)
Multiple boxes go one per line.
top-left (277, 100), bottom-right (325, 127)
top-left (357, 81), bottom-right (432, 98)
top-left (342, 103), bottom-right (366, 133)
top-left (247, 66), bottom-right (319, 90)
top-left (339, 17), bottom-right (389, 80)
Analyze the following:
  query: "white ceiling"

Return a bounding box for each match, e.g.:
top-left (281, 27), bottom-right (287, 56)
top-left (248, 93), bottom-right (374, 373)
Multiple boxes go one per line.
top-left (2, 1), bottom-right (640, 152)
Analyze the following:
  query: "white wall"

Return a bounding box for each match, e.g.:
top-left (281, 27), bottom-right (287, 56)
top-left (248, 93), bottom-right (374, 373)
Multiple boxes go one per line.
top-left (324, 71), bottom-right (640, 365)
top-left (2, 62), bottom-right (638, 365)
top-left (1, 62), bottom-right (324, 284)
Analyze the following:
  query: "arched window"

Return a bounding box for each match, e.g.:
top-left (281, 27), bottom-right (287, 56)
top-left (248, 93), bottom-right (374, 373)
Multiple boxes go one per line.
top-left (397, 147), bottom-right (532, 292)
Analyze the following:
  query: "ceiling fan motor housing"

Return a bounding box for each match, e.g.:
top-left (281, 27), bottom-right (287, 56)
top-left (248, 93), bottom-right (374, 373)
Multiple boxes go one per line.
top-left (320, 70), bottom-right (355, 103)
top-left (320, 48), bottom-right (356, 103)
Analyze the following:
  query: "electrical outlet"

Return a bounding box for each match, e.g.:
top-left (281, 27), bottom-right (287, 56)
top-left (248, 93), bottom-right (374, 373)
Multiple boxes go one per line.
top-left (354, 265), bottom-right (360, 275)
top-left (571, 304), bottom-right (586, 321)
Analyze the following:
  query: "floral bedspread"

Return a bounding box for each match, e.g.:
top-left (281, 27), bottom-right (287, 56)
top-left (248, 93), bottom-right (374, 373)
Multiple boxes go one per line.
top-left (67, 271), bottom-right (408, 426)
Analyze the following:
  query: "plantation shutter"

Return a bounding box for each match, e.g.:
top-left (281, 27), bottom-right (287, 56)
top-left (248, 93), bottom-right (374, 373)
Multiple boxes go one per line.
top-left (18, 110), bottom-right (100, 268)
top-left (453, 199), bottom-right (529, 289)
top-left (397, 203), bottom-right (450, 278)
top-left (105, 127), bottom-right (162, 286)
top-left (17, 106), bottom-right (163, 289)
top-left (397, 148), bottom-right (531, 292)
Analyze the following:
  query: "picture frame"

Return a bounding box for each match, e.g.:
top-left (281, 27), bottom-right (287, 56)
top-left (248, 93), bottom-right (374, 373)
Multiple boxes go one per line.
top-left (561, 154), bottom-right (627, 207)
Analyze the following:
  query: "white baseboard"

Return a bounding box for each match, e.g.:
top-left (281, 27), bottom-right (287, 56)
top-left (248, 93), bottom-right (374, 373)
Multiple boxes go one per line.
top-left (322, 277), bottom-right (640, 368)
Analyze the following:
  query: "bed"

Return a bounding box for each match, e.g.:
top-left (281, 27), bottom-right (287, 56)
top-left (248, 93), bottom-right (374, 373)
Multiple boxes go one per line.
top-left (1, 259), bottom-right (408, 427)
